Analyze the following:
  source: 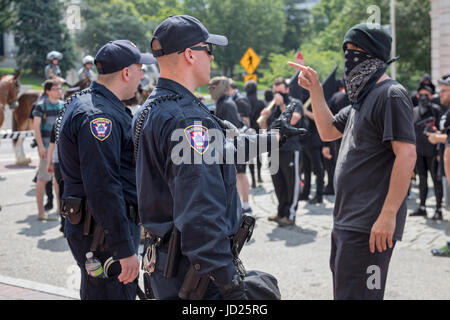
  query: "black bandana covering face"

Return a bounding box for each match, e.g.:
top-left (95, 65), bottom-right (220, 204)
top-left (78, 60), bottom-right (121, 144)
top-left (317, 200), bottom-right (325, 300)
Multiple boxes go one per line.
top-left (344, 49), bottom-right (387, 110)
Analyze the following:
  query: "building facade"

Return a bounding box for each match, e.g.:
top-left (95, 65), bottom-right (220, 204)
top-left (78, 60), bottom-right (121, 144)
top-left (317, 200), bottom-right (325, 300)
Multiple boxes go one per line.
top-left (430, 0), bottom-right (450, 83)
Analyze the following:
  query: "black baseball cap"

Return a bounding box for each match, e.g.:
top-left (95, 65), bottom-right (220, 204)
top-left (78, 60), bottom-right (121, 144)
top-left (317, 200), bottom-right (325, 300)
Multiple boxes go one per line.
top-left (151, 15), bottom-right (228, 57)
top-left (94, 40), bottom-right (156, 74)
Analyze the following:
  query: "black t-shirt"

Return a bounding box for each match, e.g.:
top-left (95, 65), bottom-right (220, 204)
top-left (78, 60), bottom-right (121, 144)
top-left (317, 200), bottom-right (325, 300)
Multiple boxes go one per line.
top-left (268, 98), bottom-right (303, 152)
top-left (413, 103), bottom-right (442, 157)
top-left (289, 71), bottom-right (310, 104)
top-left (332, 79), bottom-right (416, 241)
top-left (215, 95), bottom-right (244, 129)
top-left (329, 91), bottom-right (350, 115)
top-left (231, 91), bottom-right (251, 119)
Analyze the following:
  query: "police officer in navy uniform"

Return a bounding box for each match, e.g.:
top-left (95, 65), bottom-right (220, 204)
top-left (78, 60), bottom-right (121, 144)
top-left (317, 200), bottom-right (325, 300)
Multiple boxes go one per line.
top-left (57, 40), bottom-right (156, 300)
top-left (133, 15), bottom-right (305, 300)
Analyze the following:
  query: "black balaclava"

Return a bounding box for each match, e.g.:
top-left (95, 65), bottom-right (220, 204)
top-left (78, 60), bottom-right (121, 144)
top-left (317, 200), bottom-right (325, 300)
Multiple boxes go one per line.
top-left (342, 23), bottom-right (398, 110)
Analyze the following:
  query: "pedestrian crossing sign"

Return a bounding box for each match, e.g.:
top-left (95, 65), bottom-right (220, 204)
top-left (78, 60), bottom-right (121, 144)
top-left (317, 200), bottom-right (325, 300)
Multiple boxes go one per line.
top-left (240, 47), bottom-right (260, 75)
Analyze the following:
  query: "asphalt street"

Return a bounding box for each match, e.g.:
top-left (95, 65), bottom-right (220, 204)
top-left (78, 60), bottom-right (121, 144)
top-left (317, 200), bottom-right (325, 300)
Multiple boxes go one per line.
top-left (0, 131), bottom-right (449, 300)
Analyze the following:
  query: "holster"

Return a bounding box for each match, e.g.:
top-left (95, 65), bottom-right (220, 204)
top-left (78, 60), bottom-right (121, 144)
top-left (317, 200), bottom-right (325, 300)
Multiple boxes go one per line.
top-left (60, 197), bottom-right (85, 226)
top-left (178, 213), bottom-right (256, 300)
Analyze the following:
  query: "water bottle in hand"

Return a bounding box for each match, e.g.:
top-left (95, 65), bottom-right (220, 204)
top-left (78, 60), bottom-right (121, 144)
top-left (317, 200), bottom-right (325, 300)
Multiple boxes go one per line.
top-left (85, 252), bottom-right (106, 278)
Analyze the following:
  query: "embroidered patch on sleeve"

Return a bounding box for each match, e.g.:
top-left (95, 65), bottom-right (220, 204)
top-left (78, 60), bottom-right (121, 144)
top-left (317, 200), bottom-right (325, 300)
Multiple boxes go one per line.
top-left (184, 125), bottom-right (209, 155)
top-left (90, 118), bottom-right (112, 141)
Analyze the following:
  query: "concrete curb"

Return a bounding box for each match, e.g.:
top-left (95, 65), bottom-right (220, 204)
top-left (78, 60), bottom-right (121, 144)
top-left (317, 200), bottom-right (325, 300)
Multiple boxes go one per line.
top-left (0, 274), bottom-right (79, 300)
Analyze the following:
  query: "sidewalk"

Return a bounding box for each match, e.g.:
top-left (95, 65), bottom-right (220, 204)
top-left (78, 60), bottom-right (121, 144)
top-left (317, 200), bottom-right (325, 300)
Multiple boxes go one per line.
top-left (0, 275), bottom-right (78, 300)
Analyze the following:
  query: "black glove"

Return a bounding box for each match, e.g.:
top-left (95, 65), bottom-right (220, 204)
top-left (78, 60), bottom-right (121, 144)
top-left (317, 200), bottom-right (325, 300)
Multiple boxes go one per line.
top-left (218, 274), bottom-right (248, 300)
top-left (269, 102), bottom-right (308, 146)
top-left (212, 114), bottom-right (240, 138)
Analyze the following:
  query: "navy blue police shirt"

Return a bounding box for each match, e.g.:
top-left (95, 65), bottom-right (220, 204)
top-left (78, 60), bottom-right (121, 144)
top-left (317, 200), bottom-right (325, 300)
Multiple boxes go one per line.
top-left (133, 78), bottom-right (276, 286)
top-left (58, 81), bottom-right (137, 260)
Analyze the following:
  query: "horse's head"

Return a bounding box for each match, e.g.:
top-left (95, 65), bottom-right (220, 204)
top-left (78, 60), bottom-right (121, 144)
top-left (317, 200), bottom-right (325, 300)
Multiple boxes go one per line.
top-left (2, 72), bottom-right (21, 109)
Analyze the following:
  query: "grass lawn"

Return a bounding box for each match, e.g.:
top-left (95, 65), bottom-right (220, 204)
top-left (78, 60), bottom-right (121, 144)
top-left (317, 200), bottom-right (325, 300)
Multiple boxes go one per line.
top-left (0, 67), bottom-right (44, 91)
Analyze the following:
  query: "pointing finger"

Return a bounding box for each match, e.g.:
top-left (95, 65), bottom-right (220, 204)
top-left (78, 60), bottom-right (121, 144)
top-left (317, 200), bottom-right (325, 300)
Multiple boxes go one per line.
top-left (287, 61), bottom-right (308, 71)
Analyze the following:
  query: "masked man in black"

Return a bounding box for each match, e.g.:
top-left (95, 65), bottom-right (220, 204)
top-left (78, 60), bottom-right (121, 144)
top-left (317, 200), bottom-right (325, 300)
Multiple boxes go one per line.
top-left (410, 84), bottom-right (443, 219)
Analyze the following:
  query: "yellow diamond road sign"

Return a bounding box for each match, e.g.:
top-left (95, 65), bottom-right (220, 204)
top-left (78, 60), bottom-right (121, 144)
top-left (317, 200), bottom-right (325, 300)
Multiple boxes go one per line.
top-left (240, 47), bottom-right (260, 75)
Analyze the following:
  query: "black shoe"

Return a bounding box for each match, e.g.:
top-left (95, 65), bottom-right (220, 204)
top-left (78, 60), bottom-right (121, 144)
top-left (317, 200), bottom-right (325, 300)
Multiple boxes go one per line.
top-left (251, 181), bottom-right (257, 189)
top-left (44, 201), bottom-right (53, 211)
top-left (323, 187), bottom-right (334, 196)
top-left (432, 209), bottom-right (443, 221)
top-left (299, 193), bottom-right (309, 201)
top-left (409, 207), bottom-right (427, 217)
top-left (257, 176), bottom-right (263, 183)
top-left (308, 196), bottom-right (323, 204)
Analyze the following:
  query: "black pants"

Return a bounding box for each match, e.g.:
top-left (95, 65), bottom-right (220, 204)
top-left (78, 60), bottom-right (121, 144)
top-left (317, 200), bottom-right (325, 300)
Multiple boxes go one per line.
top-left (249, 156), bottom-right (262, 185)
top-left (323, 143), bottom-right (337, 192)
top-left (416, 155), bottom-right (443, 209)
top-left (54, 163), bottom-right (65, 230)
top-left (330, 228), bottom-right (396, 300)
top-left (271, 151), bottom-right (301, 220)
top-left (301, 146), bottom-right (324, 198)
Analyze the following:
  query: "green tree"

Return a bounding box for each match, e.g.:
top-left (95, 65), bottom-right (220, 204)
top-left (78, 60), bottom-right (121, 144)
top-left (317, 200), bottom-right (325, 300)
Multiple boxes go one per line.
top-left (205, 0), bottom-right (286, 76)
top-left (77, 0), bottom-right (152, 55)
top-left (14, 0), bottom-right (76, 76)
top-left (0, 0), bottom-right (16, 34)
top-left (282, 0), bottom-right (311, 52)
top-left (307, 0), bottom-right (431, 91)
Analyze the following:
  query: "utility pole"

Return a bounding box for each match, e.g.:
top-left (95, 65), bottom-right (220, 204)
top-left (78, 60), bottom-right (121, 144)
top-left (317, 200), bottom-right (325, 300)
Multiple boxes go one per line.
top-left (390, 0), bottom-right (396, 80)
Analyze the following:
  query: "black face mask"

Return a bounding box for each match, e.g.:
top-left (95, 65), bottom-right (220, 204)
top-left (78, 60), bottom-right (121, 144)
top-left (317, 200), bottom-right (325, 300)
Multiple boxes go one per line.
top-left (418, 94), bottom-right (431, 116)
top-left (274, 92), bottom-right (290, 106)
top-left (344, 49), bottom-right (387, 110)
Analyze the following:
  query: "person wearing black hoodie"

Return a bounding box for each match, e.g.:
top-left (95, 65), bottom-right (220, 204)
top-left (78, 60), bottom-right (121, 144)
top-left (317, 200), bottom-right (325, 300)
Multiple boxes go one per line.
top-left (245, 80), bottom-right (265, 187)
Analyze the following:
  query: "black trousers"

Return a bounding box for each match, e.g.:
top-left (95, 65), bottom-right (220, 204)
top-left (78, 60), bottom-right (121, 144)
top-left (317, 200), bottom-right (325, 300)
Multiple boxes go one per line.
top-left (249, 156), bottom-right (262, 184)
top-left (416, 155), bottom-right (443, 209)
top-left (301, 146), bottom-right (324, 198)
top-left (271, 151), bottom-right (301, 220)
top-left (323, 143), bottom-right (337, 191)
top-left (330, 228), bottom-right (396, 300)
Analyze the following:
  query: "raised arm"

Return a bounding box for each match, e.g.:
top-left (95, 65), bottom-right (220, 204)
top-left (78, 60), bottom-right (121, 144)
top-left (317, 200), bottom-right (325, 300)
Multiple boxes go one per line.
top-left (288, 62), bottom-right (342, 141)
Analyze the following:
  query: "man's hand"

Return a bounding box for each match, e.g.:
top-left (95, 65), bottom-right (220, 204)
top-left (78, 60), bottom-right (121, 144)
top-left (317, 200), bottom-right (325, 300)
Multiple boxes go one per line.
top-left (274, 93), bottom-right (284, 107)
top-left (369, 212), bottom-right (396, 253)
top-left (118, 254), bottom-right (140, 285)
top-left (38, 146), bottom-right (46, 159)
top-left (322, 146), bottom-right (332, 160)
top-left (287, 62), bottom-right (321, 92)
top-left (426, 131), bottom-right (447, 145)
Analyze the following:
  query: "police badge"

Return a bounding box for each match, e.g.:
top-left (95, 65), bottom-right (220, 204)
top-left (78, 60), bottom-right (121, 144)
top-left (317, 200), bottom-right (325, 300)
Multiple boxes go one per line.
top-left (184, 125), bottom-right (209, 155)
top-left (90, 118), bottom-right (112, 141)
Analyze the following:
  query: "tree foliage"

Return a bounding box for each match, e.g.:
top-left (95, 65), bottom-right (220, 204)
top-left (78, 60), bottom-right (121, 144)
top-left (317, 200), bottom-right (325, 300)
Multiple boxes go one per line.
top-left (307, 0), bottom-right (431, 91)
top-left (77, 0), bottom-right (153, 55)
top-left (14, 0), bottom-right (76, 76)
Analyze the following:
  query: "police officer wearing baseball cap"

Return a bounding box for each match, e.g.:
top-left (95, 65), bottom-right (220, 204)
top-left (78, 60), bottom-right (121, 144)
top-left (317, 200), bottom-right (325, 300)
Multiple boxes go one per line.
top-left (57, 40), bottom-right (156, 300)
top-left (133, 15), bottom-right (303, 300)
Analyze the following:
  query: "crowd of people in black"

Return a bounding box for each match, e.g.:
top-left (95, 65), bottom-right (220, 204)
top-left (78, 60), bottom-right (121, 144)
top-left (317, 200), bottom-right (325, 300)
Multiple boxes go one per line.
top-left (205, 68), bottom-right (449, 230)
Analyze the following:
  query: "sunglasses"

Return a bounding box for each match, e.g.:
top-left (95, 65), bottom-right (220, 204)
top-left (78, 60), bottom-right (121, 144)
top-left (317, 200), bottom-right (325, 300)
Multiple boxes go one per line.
top-left (178, 43), bottom-right (213, 56)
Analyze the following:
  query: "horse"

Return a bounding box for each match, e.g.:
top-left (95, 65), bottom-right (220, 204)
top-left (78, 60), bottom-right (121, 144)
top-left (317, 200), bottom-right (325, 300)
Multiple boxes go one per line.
top-left (0, 72), bottom-right (21, 129)
top-left (11, 77), bottom-right (91, 165)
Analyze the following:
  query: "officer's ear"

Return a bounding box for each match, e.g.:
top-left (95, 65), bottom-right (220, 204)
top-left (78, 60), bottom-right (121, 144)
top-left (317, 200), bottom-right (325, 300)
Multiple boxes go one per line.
top-left (183, 48), bottom-right (195, 65)
top-left (121, 67), bottom-right (131, 82)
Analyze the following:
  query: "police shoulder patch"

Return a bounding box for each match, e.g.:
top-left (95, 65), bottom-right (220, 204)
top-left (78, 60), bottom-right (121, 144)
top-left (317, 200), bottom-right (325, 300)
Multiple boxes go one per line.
top-left (184, 125), bottom-right (209, 155)
top-left (90, 118), bottom-right (112, 141)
